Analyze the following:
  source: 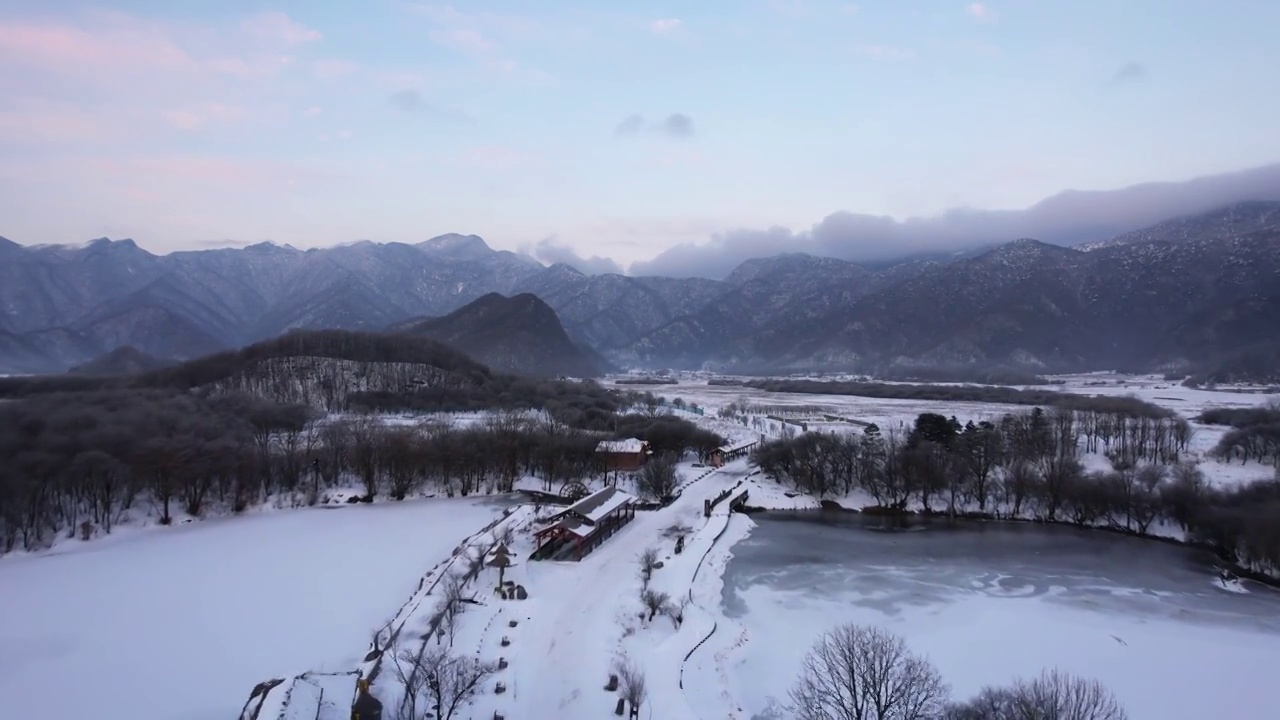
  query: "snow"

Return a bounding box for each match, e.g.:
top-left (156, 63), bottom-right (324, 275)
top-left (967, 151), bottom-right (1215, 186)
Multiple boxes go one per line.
top-left (571, 486), bottom-right (637, 524)
top-left (373, 460), bottom-right (756, 720)
top-left (597, 438), bottom-right (648, 454)
top-left (698, 515), bottom-right (1280, 720)
top-left (8, 372), bottom-right (1277, 720)
top-left (0, 496), bottom-right (507, 720)
top-left (647, 374), bottom-right (1280, 489)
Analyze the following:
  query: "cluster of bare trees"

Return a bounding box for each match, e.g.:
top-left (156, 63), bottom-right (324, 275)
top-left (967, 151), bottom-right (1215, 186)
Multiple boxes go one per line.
top-left (0, 380), bottom-right (723, 554)
top-left (0, 389), bottom-right (318, 552)
top-left (388, 641), bottom-right (497, 720)
top-left (790, 624), bottom-right (1127, 720)
top-left (635, 547), bottom-right (686, 628)
top-left (1203, 403), bottom-right (1280, 468)
top-left (753, 407), bottom-right (1280, 577)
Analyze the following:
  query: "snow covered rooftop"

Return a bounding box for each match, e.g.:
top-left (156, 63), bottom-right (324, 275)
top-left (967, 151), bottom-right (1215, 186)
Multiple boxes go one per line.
top-left (716, 439), bottom-right (758, 454)
top-left (548, 486), bottom-right (637, 527)
top-left (595, 438), bottom-right (647, 454)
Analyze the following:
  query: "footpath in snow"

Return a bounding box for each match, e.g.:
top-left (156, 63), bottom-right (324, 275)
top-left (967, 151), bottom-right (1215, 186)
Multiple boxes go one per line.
top-left (376, 459), bottom-right (758, 720)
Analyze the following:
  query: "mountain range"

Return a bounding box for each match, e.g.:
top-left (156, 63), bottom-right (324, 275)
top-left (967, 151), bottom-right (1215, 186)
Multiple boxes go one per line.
top-left (2, 201), bottom-right (1279, 378)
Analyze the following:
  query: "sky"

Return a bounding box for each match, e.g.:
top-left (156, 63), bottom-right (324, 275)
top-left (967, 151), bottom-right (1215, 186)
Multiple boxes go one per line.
top-left (2, 0), bottom-right (1279, 278)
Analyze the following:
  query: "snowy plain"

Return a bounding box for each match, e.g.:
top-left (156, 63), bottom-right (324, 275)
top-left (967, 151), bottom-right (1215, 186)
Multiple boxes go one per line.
top-left (0, 496), bottom-right (507, 720)
top-left (662, 373), bottom-right (1280, 490)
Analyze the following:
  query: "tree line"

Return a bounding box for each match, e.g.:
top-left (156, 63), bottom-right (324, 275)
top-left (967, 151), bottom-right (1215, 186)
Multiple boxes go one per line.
top-left (0, 387), bottom-right (722, 554)
top-left (752, 407), bottom-right (1280, 578)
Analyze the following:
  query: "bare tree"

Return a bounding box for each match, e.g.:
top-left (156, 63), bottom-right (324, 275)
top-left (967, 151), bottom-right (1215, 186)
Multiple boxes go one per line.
top-left (439, 572), bottom-right (469, 647)
top-left (637, 454), bottom-right (679, 501)
top-left (946, 669), bottom-right (1127, 720)
top-left (789, 624), bottom-right (949, 720)
top-left (637, 546), bottom-right (660, 588)
top-left (615, 658), bottom-right (648, 716)
top-left (391, 643), bottom-right (497, 720)
top-left (665, 594), bottom-right (690, 628)
top-left (640, 587), bottom-right (671, 623)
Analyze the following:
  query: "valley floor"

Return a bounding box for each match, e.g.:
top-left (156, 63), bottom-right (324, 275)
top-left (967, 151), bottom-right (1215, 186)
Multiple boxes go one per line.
top-left (4, 374), bottom-right (1275, 720)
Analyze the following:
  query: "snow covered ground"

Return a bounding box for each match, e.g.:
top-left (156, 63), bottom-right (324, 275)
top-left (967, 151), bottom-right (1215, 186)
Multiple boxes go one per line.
top-left (361, 459), bottom-right (755, 720)
top-left (0, 496), bottom-right (508, 720)
top-left (651, 373), bottom-right (1280, 489)
top-left (696, 512), bottom-right (1280, 720)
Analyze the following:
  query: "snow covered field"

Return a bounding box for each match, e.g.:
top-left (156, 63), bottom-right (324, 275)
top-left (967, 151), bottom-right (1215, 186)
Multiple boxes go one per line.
top-left (0, 496), bottom-right (508, 720)
top-left (698, 513), bottom-right (1280, 720)
top-left (651, 373), bottom-right (1280, 489)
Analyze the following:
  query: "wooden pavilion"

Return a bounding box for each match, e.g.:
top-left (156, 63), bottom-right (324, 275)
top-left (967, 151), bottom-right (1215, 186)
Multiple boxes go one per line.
top-left (532, 486), bottom-right (637, 561)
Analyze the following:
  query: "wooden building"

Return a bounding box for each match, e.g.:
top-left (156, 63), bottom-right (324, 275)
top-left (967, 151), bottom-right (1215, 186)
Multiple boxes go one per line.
top-left (532, 486), bottom-right (637, 561)
top-left (709, 439), bottom-right (759, 468)
top-left (595, 438), bottom-right (651, 472)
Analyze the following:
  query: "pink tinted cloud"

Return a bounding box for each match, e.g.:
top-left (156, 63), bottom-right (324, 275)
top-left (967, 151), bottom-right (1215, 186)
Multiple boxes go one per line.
top-left (241, 12), bottom-right (322, 45)
top-left (0, 18), bottom-right (192, 72)
top-left (0, 102), bottom-right (106, 142)
top-left (162, 103), bottom-right (248, 131)
top-left (967, 3), bottom-right (995, 21)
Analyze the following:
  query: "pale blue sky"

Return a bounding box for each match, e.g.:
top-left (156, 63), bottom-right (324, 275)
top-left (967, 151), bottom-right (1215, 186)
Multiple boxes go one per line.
top-left (1, 0), bottom-right (1278, 272)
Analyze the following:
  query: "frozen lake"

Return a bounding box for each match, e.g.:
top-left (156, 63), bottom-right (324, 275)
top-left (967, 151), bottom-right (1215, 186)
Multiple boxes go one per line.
top-left (719, 513), bottom-right (1280, 719)
top-left (0, 496), bottom-right (512, 720)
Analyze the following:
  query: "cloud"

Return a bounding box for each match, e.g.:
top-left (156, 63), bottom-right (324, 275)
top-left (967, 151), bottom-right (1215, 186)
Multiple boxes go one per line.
top-left (161, 103), bottom-right (246, 131)
top-left (387, 89), bottom-right (476, 124)
top-left (526, 236), bottom-right (623, 275)
top-left (966, 3), bottom-right (995, 21)
top-left (854, 44), bottom-right (916, 61)
top-left (194, 238), bottom-right (259, 248)
top-left (408, 3), bottom-right (544, 79)
top-left (628, 163), bottom-right (1280, 278)
top-left (240, 12), bottom-right (322, 45)
top-left (390, 89), bottom-right (425, 112)
top-left (660, 113), bottom-right (695, 139)
top-left (302, 106), bottom-right (323, 118)
top-left (0, 10), bottom-right (353, 147)
top-left (1111, 61), bottom-right (1147, 84)
top-left (449, 145), bottom-right (531, 172)
top-left (615, 114), bottom-right (645, 136)
top-left (428, 28), bottom-right (498, 54)
top-left (769, 0), bottom-right (810, 18)
top-left (649, 18), bottom-right (682, 34)
top-left (614, 113), bottom-right (695, 139)
top-left (841, 4), bottom-right (861, 16)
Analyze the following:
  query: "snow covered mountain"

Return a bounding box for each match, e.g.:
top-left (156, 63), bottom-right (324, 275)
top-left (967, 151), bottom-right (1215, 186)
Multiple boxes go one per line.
top-left (2, 202), bottom-right (1279, 376)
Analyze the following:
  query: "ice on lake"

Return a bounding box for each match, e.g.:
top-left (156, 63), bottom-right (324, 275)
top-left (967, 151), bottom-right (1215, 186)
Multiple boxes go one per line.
top-left (719, 514), bottom-right (1280, 720)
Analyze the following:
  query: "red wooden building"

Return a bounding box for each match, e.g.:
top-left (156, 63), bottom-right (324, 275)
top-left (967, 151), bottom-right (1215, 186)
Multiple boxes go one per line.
top-left (532, 486), bottom-right (637, 561)
top-left (595, 438), bottom-right (651, 473)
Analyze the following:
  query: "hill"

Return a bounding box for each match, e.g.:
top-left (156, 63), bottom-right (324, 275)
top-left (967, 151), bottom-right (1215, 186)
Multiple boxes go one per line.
top-left (69, 346), bottom-right (173, 376)
top-left (406, 293), bottom-right (605, 378)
